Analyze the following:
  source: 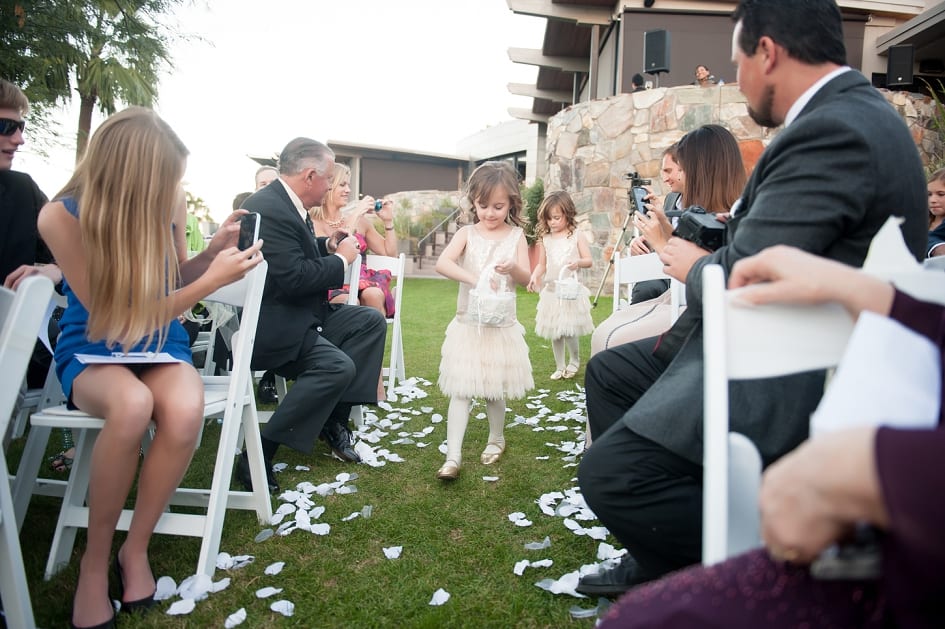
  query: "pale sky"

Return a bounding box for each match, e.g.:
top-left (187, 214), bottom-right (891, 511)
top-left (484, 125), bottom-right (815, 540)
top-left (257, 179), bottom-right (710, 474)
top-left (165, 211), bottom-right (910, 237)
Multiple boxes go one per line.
top-left (15, 0), bottom-right (546, 221)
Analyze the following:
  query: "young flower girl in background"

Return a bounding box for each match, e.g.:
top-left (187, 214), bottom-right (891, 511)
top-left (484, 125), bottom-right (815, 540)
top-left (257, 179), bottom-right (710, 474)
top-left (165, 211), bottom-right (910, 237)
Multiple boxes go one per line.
top-left (527, 190), bottom-right (594, 380)
top-left (433, 161), bottom-right (534, 481)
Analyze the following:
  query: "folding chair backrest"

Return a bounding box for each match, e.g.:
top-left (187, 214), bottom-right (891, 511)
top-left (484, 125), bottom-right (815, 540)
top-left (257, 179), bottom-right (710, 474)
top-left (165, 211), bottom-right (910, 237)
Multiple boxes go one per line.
top-left (0, 275), bottom-right (54, 629)
top-left (613, 252), bottom-right (666, 313)
top-left (701, 262), bottom-right (945, 566)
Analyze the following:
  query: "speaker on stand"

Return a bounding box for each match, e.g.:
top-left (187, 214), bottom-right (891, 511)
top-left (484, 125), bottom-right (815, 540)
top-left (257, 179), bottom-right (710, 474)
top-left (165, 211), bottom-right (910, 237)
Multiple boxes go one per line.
top-left (886, 44), bottom-right (914, 87)
top-left (644, 29), bottom-right (670, 87)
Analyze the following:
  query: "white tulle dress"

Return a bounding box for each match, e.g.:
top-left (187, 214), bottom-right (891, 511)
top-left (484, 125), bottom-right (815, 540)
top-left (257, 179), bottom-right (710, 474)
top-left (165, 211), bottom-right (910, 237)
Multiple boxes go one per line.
top-left (437, 225), bottom-right (534, 401)
top-left (534, 233), bottom-right (594, 340)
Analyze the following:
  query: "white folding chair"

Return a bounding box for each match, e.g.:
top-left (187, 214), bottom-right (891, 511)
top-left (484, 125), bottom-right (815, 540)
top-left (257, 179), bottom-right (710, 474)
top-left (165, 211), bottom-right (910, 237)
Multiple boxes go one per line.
top-left (364, 253), bottom-right (406, 398)
top-left (0, 275), bottom-right (55, 629)
top-left (612, 252), bottom-right (685, 320)
top-left (25, 262), bottom-right (272, 580)
top-left (700, 261), bottom-right (945, 565)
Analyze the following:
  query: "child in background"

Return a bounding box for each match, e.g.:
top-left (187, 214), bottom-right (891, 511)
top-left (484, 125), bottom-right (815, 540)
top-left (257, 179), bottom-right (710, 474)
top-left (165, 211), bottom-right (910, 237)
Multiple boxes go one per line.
top-left (928, 167), bottom-right (945, 258)
top-left (434, 161), bottom-right (534, 481)
top-left (528, 191), bottom-right (594, 379)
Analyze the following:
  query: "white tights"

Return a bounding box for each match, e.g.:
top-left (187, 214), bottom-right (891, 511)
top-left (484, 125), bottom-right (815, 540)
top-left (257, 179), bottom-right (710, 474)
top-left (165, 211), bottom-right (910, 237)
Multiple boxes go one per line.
top-left (445, 397), bottom-right (506, 464)
top-left (552, 335), bottom-right (580, 371)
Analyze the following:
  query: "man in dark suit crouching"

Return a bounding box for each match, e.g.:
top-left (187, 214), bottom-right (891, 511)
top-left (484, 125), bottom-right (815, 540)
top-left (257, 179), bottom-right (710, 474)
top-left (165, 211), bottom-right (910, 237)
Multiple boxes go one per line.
top-left (236, 137), bottom-right (386, 492)
top-left (576, 0), bottom-right (929, 597)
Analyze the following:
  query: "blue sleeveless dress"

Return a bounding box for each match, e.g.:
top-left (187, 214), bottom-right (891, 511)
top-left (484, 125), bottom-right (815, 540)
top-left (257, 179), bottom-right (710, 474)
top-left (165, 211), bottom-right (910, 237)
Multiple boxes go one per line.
top-left (54, 197), bottom-right (192, 403)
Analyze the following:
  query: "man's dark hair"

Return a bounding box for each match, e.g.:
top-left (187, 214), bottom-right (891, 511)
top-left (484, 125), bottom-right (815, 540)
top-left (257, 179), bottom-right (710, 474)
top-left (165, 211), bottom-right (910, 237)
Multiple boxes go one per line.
top-left (733, 0), bottom-right (845, 66)
top-left (631, 73), bottom-right (645, 88)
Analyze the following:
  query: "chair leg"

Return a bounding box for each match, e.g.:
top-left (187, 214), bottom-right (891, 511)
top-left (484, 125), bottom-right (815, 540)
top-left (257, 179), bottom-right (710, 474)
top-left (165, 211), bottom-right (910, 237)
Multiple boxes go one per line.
top-left (0, 450), bottom-right (37, 628)
top-left (44, 427), bottom-right (96, 580)
top-left (11, 423), bottom-right (52, 532)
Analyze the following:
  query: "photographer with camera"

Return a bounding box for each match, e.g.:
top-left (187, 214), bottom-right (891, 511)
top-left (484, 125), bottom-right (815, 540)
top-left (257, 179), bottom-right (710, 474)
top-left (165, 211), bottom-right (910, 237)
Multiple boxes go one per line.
top-left (577, 0), bottom-right (928, 598)
top-left (591, 126), bottom-right (746, 356)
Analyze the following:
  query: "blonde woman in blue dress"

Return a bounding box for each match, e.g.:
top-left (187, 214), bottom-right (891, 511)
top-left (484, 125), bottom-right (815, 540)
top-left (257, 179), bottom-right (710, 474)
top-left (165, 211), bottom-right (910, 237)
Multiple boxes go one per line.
top-left (434, 162), bottom-right (533, 481)
top-left (527, 191), bottom-right (594, 380)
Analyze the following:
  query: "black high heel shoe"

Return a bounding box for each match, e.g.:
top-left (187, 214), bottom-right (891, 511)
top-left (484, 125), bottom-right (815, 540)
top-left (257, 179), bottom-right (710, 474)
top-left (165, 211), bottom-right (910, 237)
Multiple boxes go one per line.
top-left (112, 555), bottom-right (158, 615)
top-left (70, 600), bottom-right (115, 629)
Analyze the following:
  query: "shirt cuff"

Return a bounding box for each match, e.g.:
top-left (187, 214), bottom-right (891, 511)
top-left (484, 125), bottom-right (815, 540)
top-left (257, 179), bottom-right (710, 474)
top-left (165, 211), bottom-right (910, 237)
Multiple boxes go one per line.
top-left (333, 252), bottom-right (349, 269)
top-left (928, 242), bottom-right (945, 258)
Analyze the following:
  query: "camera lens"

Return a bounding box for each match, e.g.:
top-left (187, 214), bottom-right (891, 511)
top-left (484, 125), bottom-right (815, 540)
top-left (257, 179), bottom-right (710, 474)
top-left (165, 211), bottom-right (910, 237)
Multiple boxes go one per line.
top-left (374, 200), bottom-right (383, 211)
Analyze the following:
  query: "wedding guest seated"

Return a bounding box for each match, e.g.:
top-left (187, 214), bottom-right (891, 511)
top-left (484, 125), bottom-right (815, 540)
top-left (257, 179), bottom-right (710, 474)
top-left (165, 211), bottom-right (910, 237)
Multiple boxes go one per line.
top-left (928, 167), bottom-right (945, 258)
top-left (598, 245), bottom-right (945, 628)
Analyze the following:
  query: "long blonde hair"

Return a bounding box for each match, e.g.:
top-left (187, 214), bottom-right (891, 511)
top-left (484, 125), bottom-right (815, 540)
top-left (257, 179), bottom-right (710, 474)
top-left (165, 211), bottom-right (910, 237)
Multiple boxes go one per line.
top-left (58, 107), bottom-right (188, 351)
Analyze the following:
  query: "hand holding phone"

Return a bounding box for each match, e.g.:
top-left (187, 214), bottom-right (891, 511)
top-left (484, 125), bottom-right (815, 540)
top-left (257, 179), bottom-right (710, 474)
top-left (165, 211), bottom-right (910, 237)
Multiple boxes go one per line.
top-left (632, 186), bottom-right (649, 214)
top-left (238, 212), bottom-right (260, 252)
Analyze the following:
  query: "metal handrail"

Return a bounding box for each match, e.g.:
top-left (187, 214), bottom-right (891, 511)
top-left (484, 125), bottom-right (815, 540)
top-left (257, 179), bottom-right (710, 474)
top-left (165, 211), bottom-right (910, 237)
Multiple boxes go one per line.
top-left (415, 207), bottom-right (461, 268)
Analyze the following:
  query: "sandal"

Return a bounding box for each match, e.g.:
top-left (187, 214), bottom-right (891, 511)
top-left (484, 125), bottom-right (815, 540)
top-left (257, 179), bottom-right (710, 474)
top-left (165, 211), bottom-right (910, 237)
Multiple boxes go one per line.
top-left (49, 449), bottom-right (74, 473)
top-left (563, 364), bottom-right (579, 379)
top-left (550, 370), bottom-right (565, 381)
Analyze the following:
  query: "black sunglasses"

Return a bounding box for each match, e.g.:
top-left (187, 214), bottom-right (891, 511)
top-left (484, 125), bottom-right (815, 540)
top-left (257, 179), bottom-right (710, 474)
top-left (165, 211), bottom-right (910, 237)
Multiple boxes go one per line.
top-left (0, 118), bottom-right (26, 136)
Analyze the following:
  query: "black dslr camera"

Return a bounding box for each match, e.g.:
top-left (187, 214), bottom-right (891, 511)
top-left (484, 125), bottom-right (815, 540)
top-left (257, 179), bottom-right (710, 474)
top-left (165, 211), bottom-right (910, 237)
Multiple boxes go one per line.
top-left (672, 206), bottom-right (726, 252)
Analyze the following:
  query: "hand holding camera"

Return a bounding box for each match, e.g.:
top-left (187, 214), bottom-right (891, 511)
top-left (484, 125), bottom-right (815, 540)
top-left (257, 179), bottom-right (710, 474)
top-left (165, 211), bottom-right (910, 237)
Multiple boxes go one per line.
top-left (672, 206), bottom-right (726, 252)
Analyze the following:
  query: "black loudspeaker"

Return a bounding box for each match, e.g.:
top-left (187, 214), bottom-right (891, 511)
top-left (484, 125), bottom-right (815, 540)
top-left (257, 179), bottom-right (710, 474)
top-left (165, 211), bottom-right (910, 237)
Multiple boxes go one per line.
top-left (644, 29), bottom-right (670, 75)
top-left (886, 45), bottom-right (914, 86)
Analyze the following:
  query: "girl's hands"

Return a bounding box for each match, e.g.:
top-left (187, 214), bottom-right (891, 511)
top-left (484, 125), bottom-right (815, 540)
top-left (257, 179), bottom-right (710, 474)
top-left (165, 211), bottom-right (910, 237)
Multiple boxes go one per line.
top-left (527, 272), bottom-right (542, 292)
top-left (206, 210), bottom-right (246, 254)
top-left (204, 241), bottom-right (264, 289)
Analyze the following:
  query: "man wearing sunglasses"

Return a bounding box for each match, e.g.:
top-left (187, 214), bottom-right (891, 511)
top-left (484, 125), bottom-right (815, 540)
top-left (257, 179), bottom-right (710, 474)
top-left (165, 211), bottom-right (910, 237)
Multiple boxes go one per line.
top-left (0, 78), bottom-right (63, 388)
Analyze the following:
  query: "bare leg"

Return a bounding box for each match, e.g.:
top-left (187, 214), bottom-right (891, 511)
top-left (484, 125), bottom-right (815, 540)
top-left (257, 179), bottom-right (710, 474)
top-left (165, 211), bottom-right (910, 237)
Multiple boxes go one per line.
top-left (69, 365), bottom-right (157, 627)
top-left (119, 363), bottom-right (204, 602)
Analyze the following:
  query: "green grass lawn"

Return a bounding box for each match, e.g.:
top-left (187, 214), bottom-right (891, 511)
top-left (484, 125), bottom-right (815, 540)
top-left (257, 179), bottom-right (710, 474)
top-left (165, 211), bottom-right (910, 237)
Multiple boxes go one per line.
top-left (14, 278), bottom-right (618, 628)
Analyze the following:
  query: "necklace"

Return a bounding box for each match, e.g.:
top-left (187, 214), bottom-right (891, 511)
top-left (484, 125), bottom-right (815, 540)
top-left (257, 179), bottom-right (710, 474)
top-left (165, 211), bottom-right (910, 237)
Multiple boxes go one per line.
top-left (324, 215), bottom-right (346, 229)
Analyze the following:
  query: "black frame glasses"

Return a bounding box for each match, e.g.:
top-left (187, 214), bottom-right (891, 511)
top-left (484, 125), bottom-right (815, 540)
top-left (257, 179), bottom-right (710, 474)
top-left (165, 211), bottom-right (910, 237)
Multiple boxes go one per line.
top-left (0, 118), bottom-right (26, 136)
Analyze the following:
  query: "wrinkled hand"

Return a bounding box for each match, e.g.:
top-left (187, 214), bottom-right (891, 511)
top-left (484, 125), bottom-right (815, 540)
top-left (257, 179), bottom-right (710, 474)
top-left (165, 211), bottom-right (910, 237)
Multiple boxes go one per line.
top-left (4, 263), bottom-right (62, 290)
top-left (629, 235), bottom-right (651, 256)
top-left (633, 206), bottom-right (673, 253)
top-left (759, 429), bottom-right (876, 564)
top-left (659, 236), bottom-right (710, 282)
top-left (206, 210), bottom-right (246, 254)
top-left (335, 234), bottom-right (361, 263)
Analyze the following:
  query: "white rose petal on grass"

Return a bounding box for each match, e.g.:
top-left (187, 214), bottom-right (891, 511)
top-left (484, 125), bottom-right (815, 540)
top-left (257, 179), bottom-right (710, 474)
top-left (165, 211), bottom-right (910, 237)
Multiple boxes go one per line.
top-left (211, 577), bottom-right (231, 593)
top-left (270, 600), bottom-right (295, 617)
top-left (383, 546), bottom-right (403, 559)
top-left (525, 536), bottom-right (551, 551)
top-left (224, 607), bottom-right (247, 628)
top-left (342, 512), bottom-right (361, 522)
top-left (309, 522), bottom-right (331, 536)
top-left (166, 598), bottom-right (196, 615)
top-left (428, 588), bottom-right (451, 606)
top-left (482, 476), bottom-right (499, 482)
top-left (508, 512), bottom-right (526, 522)
top-left (534, 570), bottom-right (586, 599)
top-left (272, 462), bottom-right (288, 472)
top-left (513, 560), bottom-right (530, 576)
top-left (178, 573), bottom-right (213, 601)
top-left (265, 561), bottom-right (285, 576)
top-left (154, 576), bottom-right (177, 601)
top-left (254, 528), bottom-right (274, 542)
top-left (256, 586), bottom-right (283, 599)
top-left (431, 413), bottom-right (443, 423)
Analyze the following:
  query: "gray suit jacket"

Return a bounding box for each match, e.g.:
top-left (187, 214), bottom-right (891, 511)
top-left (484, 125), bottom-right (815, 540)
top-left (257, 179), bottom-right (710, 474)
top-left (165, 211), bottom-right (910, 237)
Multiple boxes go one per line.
top-left (624, 70), bottom-right (928, 465)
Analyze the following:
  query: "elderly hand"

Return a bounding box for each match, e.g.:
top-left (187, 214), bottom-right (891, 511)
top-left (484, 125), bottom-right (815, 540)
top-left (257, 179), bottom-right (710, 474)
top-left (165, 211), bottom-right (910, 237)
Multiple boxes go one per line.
top-left (659, 236), bottom-right (710, 282)
top-left (206, 210), bottom-right (246, 254)
top-left (629, 235), bottom-right (652, 256)
top-left (335, 233), bottom-right (361, 263)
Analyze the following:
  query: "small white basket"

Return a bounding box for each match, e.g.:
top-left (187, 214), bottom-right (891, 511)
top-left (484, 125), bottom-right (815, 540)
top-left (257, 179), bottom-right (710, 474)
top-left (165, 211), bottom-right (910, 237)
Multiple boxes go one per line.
top-left (555, 267), bottom-right (581, 301)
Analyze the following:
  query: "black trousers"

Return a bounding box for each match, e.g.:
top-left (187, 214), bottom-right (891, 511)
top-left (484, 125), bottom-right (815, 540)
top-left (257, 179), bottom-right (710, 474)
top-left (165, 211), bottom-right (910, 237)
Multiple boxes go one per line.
top-left (580, 336), bottom-right (703, 577)
top-left (263, 304), bottom-right (386, 454)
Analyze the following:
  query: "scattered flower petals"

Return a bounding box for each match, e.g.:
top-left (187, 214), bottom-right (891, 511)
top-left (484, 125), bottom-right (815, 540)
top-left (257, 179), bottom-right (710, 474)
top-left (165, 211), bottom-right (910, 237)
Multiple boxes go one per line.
top-left (482, 476), bottom-right (499, 482)
top-left (256, 586), bottom-right (283, 599)
top-left (210, 577), bottom-right (231, 593)
top-left (265, 561), bottom-right (285, 575)
top-left (428, 588), bottom-right (450, 606)
top-left (270, 600), bottom-right (295, 616)
top-left (166, 598), bottom-right (196, 615)
top-left (525, 536), bottom-right (551, 550)
top-left (154, 576), bottom-right (177, 601)
top-left (383, 546), bottom-right (403, 559)
top-left (254, 528), bottom-right (274, 542)
top-left (224, 608), bottom-right (247, 628)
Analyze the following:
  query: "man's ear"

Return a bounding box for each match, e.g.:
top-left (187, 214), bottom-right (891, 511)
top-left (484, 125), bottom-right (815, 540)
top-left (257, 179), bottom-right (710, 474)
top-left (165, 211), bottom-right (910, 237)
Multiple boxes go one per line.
top-left (757, 35), bottom-right (780, 75)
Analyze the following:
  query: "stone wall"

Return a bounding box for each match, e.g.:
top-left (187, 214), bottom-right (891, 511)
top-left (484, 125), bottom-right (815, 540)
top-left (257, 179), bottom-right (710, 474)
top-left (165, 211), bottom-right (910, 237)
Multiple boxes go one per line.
top-left (544, 83), bottom-right (943, 295)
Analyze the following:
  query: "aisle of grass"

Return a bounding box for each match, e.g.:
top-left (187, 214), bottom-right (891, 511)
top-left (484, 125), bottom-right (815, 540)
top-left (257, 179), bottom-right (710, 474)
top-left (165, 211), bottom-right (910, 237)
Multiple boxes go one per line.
top-left (15, 277), bottom-right (617, 628)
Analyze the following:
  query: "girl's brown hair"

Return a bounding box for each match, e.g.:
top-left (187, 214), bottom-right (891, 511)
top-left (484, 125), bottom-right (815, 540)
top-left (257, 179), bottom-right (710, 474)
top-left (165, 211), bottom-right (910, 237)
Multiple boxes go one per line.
top-left (929, 167), bottom-right (945, 227)
top-left (675, 124), bottom-right (746, 214)
top-left (462, 161), bottom-right (523, 226)
top-left (535, 190), bottom-right (577, 239)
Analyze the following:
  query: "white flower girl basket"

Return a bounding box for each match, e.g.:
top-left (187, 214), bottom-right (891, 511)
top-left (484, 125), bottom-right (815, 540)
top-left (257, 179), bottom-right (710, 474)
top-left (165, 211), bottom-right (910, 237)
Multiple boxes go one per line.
top-left (467, 271), bottom-right (515, 327)
top-left (555, 266), bottom-right (582, 301)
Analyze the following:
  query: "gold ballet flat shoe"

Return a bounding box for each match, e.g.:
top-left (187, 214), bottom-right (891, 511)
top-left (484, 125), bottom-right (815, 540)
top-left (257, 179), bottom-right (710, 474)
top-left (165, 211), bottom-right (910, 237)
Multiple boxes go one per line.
top-left (436, 460), bottom-right (460, 480)
top-left (480, 442), bottom-right (505, 465)
top-left (563, 364), bottom-right (579, 379)
top-left (549, 370), bottom-right (564, 380)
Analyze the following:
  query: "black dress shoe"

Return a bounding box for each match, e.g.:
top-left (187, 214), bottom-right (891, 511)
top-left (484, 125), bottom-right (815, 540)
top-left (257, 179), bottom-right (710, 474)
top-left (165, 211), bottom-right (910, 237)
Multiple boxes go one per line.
top-left (575, 555), bottom-right (655, 597)
top-left (257, 376), bottom-right (279, 404)
top-left (322, 422), bottom-right (361, 463)
top-left (235, 450), bottom-right (280, 493)
top-left (112, 556), bottom-right (157, 615)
